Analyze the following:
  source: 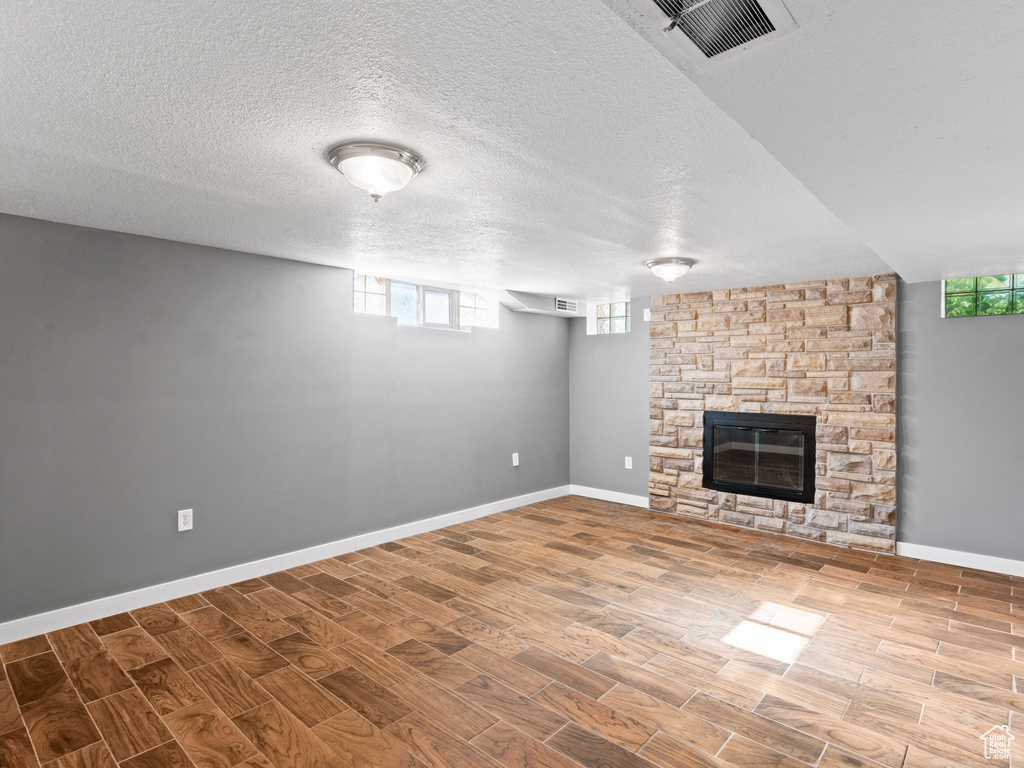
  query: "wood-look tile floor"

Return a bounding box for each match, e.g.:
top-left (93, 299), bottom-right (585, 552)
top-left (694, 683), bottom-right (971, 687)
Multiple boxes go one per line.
top-left (3, 496), bottom-right (1023, 768)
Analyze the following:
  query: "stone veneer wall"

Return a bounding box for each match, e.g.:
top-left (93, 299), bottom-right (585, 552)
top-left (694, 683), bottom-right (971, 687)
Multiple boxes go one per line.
top-left (648, 274), bottom-right (897, 552)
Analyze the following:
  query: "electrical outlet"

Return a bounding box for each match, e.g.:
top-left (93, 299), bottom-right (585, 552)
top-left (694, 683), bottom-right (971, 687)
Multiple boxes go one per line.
top-left (625, 456), bottom-right (633, 469)
top-left (512, 452), bottom-right (520, 467)
top-left (177, 509), bottom-right (193, 532)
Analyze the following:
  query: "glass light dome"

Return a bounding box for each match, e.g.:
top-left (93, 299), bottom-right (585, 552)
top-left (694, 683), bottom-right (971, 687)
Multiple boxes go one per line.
top-left (645, 258), bottom-right (695, 283)
top-left (329, 142), bottom-right (425, 202)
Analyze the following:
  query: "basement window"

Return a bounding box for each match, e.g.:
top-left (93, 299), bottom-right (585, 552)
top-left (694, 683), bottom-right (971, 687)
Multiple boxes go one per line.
top-left (942, 275), bottom-right (1024, 318)
top-left (423, 288), bottom-right (453, 327)
top-left (459, 291), bottom-right (495, 328)
top-left (353, 274), bottom-right (387, 315)
top-left (595, 302), bottom-right (631, 334)
top-left (353, 274), bottom-right (497, 329)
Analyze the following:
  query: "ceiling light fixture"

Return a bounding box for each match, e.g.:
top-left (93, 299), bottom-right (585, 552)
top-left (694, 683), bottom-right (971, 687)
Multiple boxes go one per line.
top-left (328, 141), bottom-right (425, 202)
top-left (645, 257), bottom-right (695, 283)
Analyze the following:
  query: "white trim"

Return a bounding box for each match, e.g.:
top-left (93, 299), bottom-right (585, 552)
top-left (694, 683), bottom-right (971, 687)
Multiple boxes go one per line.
top-left (896, 542), bottom-right (1024, 578)
top-left (0, 485), bottom-right (570, 644)
top-left (569, 485), bottom-right (650, 509)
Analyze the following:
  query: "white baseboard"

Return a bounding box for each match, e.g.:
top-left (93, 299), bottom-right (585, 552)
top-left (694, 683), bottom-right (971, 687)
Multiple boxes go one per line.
top-left (569, 484), bottom-right (649, 509)
top-left (0, 485), bottom-right (571, 644)
top-left (896, 542), bottom-right (1024, 578)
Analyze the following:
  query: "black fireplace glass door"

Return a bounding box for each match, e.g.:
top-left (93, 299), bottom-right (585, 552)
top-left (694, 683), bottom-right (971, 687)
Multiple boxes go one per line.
top-left (756, 430), bottom-right (804, 492)
top-left (712, 427), bottom-right (805, 493)
top-left (703, 411), bottom-right (816, 503)
top-left (713, 427), bottom-right (757, 485)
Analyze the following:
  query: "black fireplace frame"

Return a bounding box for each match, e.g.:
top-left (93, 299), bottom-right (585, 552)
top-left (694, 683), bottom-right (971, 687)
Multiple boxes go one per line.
top-left (702, 411), bottom-right (816, 503)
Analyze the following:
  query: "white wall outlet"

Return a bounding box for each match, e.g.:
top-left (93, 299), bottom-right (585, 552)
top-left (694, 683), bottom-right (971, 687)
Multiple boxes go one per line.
top-left (177, 508), bottom-right (193, 532)
top-left (625, 456), bottom-right (633, 469)
top-left (512, 452), bottom-right (520, 467)
top-left (643, 308), bottom-right (651, 322)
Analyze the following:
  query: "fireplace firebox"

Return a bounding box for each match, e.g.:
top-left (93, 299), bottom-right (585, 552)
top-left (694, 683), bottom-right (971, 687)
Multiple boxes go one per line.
top-left (702, 411), bottom-right (816, 503)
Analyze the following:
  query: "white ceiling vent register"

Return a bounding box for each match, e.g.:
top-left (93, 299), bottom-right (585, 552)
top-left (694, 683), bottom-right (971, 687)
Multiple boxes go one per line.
top-left (501, 291), bottom-right (584, 317)
top-left (631, 0), bottom-right (796, 68)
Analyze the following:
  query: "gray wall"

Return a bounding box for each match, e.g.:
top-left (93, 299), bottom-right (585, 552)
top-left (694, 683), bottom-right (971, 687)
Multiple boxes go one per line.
top-left (12, 213), bottom-right (1020, 626)
top-left (567, 298), bottom-right (650, 498)
top-left (899, 280), bottom-right (1024, 559)
top-left (0, 214), bottom-right (569, 622)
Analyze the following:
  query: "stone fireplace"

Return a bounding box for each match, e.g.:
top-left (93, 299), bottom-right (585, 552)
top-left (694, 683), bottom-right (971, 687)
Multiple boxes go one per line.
top-left (649, 274), bottom-right (897, 552)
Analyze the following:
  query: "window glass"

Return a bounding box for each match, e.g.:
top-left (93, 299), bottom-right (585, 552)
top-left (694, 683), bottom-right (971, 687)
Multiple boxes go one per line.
top-left (476, 296), bottom-right (492, 327)
top-left (978, 291), bottom-right (1011, 316)
top-left (353, 274), bottom-right (495, 329)
top-left (390, 282), bottom-right (418, 325)
top-left (354, 273), bottom-right (387, 315)
top-left (943, 276), bottom-right (1024, 318)
top-left (460, 292), bottom-right (477, 327)
top-left (424, 290), bottom-right (451, 325)
top-left (945, 277), bottom-right (975, 293)
top-left (593, 301), bottom-right (630, 334)
top-left (945, 293), bottom-right (975, 318)
top-left (978, 275), bottom-right (1011, 291)
top-left (458, 291), bottom-right (495, 327)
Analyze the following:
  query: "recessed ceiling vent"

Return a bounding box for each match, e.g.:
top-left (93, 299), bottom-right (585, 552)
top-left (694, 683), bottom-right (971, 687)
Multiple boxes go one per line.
top-left (627, 0), bottom-right (796, 68)
top-left (657, 0), bottom-right (773, 57)
top-left (501, 291), bottom-right (584, 317)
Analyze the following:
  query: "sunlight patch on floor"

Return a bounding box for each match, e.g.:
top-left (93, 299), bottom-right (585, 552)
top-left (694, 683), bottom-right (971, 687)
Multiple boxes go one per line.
top-left (749, 601), bottom-right (825, 635)
top-left (722, 602), bottom-right (826, 663)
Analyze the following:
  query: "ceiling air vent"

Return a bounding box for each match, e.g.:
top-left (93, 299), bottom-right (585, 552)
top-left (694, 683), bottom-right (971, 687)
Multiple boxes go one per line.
top-left (657, 0), bottom-right (772, 57)
top-left (623, 0), bottom-right (796, 68)
top-left (502, 291), bottom-right (584, 316)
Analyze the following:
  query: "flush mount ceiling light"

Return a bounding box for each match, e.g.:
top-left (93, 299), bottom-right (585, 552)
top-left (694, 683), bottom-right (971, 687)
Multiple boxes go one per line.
top-left (645, 257), bottom-right (695, 283)
top-left (328, 141), bottom-right (425, 202)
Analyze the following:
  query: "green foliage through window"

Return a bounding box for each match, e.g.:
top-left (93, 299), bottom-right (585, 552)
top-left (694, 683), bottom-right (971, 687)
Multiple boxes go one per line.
top-left (943, 275), bottom-right (1024, 318)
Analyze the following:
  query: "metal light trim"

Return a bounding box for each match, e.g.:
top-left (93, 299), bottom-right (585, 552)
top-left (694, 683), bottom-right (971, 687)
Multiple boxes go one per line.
top-left (328, 141), bottom-right (426, 202)
top-left (645, 257), bottom-right (695, 283)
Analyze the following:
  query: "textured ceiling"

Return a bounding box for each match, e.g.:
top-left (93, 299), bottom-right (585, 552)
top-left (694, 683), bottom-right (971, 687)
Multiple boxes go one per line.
top-left (614, 0), bottom-right (1024, 283)
top-left (1, 0), bottom-right (973, 299)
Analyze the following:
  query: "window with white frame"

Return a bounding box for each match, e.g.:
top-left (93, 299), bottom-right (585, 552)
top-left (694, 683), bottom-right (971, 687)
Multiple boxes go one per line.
top-left (388, 281), bottom-right (457, 328)
top-left (595, 301), bottom-right (630, 334)
top-left (353, 274), bottom-right (497, 329)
